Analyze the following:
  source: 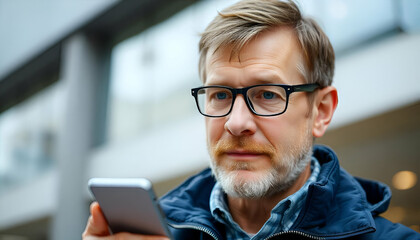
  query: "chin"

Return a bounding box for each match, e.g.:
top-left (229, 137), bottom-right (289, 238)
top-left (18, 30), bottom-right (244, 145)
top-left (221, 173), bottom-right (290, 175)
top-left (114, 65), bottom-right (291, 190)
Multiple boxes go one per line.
top-left (210, 142), bottom-right (313, 198)
top-left (212, 159), bottom-right (309, 198)
top-left (213, 167), bottom-right (279, 198)
top-left (232, 168), bottom-right (269, 182)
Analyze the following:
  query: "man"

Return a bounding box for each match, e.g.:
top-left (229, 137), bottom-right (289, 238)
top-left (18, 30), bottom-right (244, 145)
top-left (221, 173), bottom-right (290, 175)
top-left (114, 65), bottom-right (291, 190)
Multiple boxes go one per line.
top-left (83, 0), bottom-right (419, 239)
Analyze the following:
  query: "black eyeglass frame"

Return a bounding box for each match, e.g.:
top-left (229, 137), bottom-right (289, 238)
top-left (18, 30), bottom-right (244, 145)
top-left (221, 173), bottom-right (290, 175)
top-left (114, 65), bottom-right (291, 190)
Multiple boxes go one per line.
top-left (191, 83), bottom-right (320, 117)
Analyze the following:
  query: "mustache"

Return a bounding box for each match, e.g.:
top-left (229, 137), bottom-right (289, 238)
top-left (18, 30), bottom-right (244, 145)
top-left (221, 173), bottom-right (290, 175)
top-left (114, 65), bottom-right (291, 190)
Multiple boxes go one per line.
top-left (211, 137), bottom-right (276, 158)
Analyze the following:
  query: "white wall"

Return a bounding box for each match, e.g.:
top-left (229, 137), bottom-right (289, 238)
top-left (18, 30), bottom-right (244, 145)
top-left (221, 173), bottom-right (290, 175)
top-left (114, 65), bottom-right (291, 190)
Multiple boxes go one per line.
top-left (332, 33), bottom-right (420, 128)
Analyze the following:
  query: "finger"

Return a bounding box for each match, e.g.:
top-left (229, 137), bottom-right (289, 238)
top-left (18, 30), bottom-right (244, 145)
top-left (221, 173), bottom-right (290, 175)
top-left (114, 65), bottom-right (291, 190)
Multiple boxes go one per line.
top-left (84, 232), bottom-right (169, 240)
top-left (83, 202), bottom-right (110, 237)
top-left (112, 232), bottom-right (170, 240)
top-left (82, 203), bottom-right (169, 240)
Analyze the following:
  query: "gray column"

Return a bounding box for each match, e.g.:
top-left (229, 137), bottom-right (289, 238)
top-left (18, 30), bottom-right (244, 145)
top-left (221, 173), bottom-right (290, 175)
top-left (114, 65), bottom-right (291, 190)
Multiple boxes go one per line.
top-left (51, 33), bottom-right (110, 240)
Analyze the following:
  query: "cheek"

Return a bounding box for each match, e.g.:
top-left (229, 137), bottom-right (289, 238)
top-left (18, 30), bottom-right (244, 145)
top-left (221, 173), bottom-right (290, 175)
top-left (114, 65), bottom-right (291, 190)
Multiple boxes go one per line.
top-left (206, 118), bottom-right (225, 144)
top-left (260, 120), bottom-right (289, 148)
top-left (259, 116), bottom-right (307, 149)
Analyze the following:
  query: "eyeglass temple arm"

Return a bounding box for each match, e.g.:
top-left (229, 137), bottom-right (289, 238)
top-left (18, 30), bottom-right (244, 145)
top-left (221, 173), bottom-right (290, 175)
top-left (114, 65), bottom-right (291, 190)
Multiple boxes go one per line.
top-left (293, 84), bottom-right (320, 92)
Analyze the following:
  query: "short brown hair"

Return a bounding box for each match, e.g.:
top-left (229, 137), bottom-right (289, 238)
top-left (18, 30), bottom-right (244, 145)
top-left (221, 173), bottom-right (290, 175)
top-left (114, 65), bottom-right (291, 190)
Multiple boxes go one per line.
top-left (199, 0), bottom-right (335, 87)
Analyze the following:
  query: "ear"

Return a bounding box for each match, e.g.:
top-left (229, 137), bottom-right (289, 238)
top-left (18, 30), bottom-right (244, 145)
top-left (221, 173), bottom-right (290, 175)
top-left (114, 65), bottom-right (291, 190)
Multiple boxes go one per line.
top-left (312, 86), bottom-right (338, 138)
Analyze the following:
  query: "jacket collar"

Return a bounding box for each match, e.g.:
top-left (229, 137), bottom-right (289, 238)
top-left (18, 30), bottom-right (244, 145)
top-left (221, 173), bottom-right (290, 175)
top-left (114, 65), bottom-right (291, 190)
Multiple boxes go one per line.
top-left (292, 145), bottom-right (391, 239)
top-left (160, 145), bottom-right (392, 239)
top-left (160, 168), bottom-right (225, 239)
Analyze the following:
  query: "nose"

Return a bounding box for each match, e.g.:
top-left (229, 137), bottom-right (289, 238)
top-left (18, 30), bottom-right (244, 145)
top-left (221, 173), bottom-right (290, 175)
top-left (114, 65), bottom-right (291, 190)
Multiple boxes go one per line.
top-left (224, 95), bottom-right (257, 136)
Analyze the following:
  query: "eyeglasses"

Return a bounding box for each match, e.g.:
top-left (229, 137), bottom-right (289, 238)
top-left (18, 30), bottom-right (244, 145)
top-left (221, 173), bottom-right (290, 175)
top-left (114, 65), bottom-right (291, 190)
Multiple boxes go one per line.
top-left (191, 83), bottom-right (320, 117)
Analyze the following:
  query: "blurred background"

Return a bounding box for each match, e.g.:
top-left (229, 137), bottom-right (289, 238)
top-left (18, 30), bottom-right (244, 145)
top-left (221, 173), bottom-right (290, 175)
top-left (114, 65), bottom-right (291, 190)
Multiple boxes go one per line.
top-left (0, 0), bottom-right (419, 239)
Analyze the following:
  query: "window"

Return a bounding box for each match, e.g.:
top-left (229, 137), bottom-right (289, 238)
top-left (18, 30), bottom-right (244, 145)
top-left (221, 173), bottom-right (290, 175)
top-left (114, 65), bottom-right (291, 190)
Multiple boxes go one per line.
top-left (0, 82), bottom-right (63, 193)
top-left (106, 0), bottom-right (237, 143)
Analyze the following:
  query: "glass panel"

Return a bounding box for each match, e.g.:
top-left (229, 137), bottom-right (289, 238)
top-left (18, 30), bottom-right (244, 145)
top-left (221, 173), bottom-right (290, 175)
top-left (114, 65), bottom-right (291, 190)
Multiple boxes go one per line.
top-left (301, 0), bottom-right (398, 52)
top-left (107, 0), bottom-right (237, 143)
top-left (0, 82), bottom-right (63, 194)
top-left (400, 0), bottom-right (420, 32)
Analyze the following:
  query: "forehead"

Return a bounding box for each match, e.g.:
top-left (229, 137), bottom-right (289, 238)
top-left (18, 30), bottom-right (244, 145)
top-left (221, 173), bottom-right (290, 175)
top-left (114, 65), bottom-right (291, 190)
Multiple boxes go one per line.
top-left (205, 26), bottom-right (305, 85)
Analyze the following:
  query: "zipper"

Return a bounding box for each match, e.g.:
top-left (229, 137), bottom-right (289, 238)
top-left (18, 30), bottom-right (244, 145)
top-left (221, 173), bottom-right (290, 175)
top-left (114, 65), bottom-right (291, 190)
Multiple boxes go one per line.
top-left (170, 223), bottom-right (324, 240)
top-left (169, 223), bottom-right (220, 240)
top-left (264, 230), bottom-right (325, 240)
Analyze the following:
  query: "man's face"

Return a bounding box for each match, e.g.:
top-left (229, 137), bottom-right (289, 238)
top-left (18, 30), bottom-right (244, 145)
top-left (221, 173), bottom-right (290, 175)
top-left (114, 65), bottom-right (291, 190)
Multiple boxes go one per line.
top-left (205, 27), bottom-right (316, 198)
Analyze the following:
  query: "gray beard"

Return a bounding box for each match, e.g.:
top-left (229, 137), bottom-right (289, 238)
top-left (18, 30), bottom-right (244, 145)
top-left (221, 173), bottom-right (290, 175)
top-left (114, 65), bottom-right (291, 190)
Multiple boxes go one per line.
top-left (210, 145), bottom-right (313, 199)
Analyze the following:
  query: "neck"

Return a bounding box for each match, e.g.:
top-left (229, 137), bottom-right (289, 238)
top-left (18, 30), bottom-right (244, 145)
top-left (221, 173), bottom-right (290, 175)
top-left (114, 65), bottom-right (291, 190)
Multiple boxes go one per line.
top-left (227, 163), bottom-right (311, 234)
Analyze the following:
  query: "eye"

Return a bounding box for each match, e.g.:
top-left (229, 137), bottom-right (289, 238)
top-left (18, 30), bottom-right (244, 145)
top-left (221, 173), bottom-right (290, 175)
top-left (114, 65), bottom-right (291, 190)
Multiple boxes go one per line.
top-left (216, 92), bottom-right (228, 100)
top-left (249, 86), bottom-right (286, 103)
top-left (207, 88), bottom-right (232, 102)
top-left (262, 91), bottom-right (275, 99)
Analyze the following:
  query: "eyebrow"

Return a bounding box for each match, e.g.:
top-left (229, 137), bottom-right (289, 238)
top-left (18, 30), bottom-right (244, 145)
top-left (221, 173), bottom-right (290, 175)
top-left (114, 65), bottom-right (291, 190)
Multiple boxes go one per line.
top-left (252, 71), bottom-right (288, 83)
top-left (205, 72), bottom-right (287, 87)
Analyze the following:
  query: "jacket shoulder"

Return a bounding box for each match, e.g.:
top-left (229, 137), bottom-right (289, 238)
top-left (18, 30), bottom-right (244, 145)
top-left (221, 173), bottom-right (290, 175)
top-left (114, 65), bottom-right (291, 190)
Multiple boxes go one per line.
top-left (370, 216), bottom-right (420, 240)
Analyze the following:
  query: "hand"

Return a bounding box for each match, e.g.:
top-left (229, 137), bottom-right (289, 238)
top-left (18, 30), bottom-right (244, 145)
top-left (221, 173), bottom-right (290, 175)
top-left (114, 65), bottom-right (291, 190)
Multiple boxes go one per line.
top-left (82, 202), bottom-right (169, 240)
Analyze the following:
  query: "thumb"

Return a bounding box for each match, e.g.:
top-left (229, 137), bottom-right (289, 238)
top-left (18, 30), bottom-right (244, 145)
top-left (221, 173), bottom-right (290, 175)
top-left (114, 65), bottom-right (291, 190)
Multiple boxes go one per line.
top-left (83, 202), bottom-right (110, 236)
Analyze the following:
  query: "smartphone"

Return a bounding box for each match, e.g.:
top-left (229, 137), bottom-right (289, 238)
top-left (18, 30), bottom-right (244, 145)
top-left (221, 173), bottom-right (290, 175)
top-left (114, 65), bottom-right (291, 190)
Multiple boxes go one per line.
top-left (88, 178), bottom-right (172, 238)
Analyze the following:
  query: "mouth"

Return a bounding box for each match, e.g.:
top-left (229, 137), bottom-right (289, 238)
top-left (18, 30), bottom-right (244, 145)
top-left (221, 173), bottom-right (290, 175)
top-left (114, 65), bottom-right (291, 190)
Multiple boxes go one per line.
top-left (224, 150), bottom-right (265, 160)
top-left (212, 138), bottom-right (276, 162)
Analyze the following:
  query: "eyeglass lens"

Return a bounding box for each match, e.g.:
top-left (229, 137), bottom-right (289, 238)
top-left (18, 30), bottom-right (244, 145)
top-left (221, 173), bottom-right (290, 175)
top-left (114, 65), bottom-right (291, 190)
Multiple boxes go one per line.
top-left (196, 86), bottom-right (287, 116)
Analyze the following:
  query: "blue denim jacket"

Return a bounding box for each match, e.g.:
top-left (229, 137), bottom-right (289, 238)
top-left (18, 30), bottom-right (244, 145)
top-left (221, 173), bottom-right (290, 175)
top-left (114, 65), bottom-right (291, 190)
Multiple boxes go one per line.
top-left (159, 145), bottom-right (420, 239)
